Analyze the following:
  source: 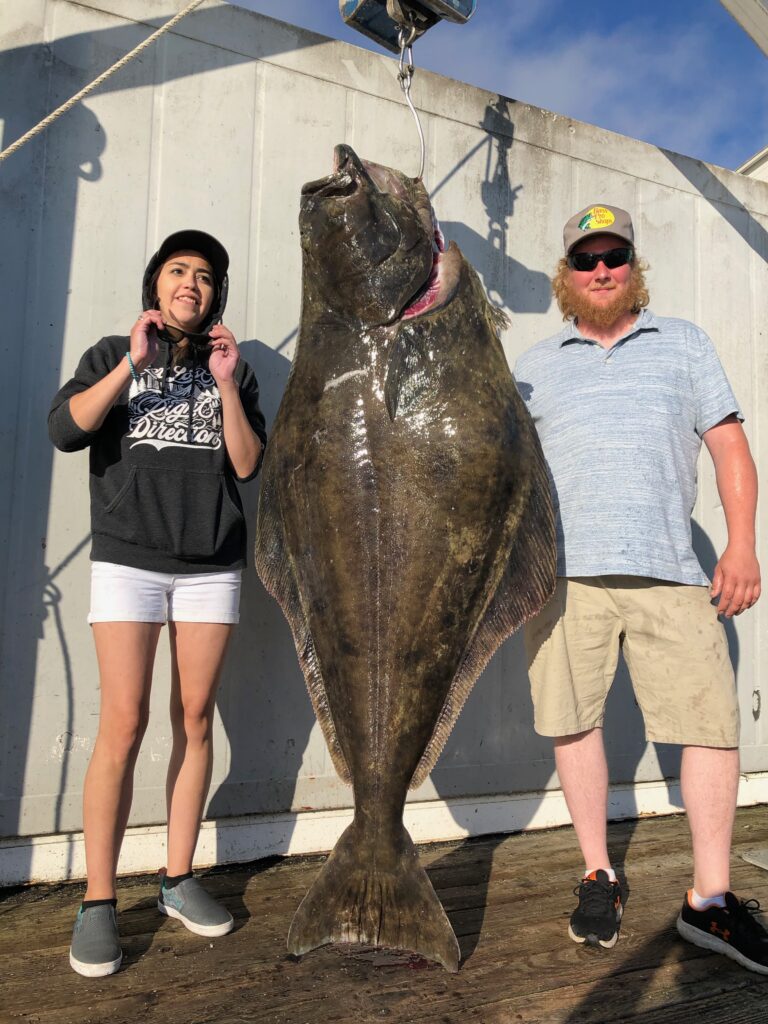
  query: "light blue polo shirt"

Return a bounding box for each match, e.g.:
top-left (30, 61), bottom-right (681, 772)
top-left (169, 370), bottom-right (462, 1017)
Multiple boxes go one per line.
top-left (513, 309), bottom-right (742, 585)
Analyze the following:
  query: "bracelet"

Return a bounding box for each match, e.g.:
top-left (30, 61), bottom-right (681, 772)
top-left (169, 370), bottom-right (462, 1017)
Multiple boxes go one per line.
top-left (125, 351), bottom-right (140, 382)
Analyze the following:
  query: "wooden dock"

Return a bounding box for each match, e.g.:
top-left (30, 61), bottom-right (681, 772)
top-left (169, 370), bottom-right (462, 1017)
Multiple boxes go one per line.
top-left (2, 807), bottom-right (767, 1023)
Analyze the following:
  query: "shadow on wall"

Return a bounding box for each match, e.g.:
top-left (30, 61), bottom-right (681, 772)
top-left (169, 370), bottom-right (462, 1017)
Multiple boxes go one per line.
top-left (0, 6), bottom-right (324, 123)
top-left (0, 96), bottom-right (106, 879)
top-left (662, 149), bottom-right (768, 263)
top-left (434, 97), bottom-right (551, 314)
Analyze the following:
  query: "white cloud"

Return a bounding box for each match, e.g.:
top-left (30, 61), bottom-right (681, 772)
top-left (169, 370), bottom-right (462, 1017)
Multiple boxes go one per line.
top-left (414, 11), bottom-right (766, 167)
top-left (222, 1), bottom-right (767, 168)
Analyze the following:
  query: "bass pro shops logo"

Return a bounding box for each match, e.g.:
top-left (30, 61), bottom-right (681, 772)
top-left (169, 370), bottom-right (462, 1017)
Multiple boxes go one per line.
top-left (578, 206), bottom-right (616, 232)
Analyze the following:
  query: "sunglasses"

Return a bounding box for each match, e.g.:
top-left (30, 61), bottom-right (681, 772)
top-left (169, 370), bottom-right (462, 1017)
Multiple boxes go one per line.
top-left (567, 247), bottom-right (634, 272)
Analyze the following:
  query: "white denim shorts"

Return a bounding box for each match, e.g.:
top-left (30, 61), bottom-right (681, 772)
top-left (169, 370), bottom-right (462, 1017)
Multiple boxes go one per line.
top-left (88, 561), bottom-right (242, 624)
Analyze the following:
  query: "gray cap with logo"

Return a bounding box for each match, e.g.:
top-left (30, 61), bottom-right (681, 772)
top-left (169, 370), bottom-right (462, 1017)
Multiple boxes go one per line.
top-left (563, 204), bottom-right (634, 255)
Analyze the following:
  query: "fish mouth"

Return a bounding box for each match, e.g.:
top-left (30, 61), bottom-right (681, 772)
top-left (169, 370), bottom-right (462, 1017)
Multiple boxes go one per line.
top-left (303, 146), bottom-right (459, 323)
top-left (399, 234), bottom-right (460, 321)
top-left (300, 146), bottom-right (393, 200)
top-left (300, 169), bottom-right (357, 200)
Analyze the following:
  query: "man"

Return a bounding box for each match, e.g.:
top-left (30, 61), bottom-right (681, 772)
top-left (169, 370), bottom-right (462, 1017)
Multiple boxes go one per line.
top-left (514, 204), bottom-right (768, 973)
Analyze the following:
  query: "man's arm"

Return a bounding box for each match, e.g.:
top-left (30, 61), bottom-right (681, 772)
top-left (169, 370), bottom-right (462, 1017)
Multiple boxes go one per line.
top-left (702, 415), bottom-right (761, 617)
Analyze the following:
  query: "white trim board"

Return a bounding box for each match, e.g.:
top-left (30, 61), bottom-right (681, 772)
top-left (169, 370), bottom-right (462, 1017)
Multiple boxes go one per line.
top-left (3, 773), bottom-right (767, 887)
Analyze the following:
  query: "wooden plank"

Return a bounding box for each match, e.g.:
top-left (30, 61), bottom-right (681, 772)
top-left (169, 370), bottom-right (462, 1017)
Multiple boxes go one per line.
top-left (1, 808), bottom-right (767, 1024)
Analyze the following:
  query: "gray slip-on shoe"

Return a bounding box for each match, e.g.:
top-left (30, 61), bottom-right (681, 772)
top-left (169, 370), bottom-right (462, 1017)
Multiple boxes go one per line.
top-left (69, 903), bottom-right (122, 977)
top-left (158, 877), bottom-right (233, 937)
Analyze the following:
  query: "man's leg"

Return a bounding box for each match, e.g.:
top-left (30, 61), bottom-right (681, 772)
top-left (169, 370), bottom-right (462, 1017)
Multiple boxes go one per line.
top-left (554, 726), bottom-right (623, 947)
top-left (620, 579), bottom-right (741, 898)
top-left (554, 727), bottom-right (611, 875)
top-left (619, 580), bottom-right (768, 972)
top-left (681, 744), bottom-right (739, 897)
top-left (525, 578), bottom-right (624, 947)
top-left (677, 744), bottom-right (768, 975)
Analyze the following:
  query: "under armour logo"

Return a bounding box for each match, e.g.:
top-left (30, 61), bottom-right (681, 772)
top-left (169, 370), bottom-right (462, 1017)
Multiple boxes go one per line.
top-left (710, 923), bottom-right (731, 941)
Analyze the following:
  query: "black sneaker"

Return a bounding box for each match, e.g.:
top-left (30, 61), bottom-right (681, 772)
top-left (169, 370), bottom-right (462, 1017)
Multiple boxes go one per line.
top-left (568, 869), bottom-right (623, 948)
top-left (677, 890), bottom-right (768, 975)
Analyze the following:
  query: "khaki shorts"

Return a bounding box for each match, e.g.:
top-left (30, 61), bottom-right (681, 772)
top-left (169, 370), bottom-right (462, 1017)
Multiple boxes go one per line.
top-left (524, 576), bottom-right (739, 747)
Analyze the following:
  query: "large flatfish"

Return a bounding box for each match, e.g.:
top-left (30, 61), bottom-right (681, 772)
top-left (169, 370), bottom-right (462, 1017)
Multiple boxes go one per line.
top-left (255, 145), bottom-right (555, 971)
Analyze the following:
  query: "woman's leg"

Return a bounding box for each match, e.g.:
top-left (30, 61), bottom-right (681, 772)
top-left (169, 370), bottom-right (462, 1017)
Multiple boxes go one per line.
top-left (165, 622), bottom-right (233, 874)
top-left (83, 622), bottom-right (162, 900)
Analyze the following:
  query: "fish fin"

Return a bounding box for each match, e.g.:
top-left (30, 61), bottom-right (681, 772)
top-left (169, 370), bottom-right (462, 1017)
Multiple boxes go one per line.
top-left (410, 428), bottom-right (556, 789)
top-left (255, 466), bottom-right (351, 784)
top-left (486, 301), bottom-right (510, 335)
top-left (383, 331), bottom-right (432, 421)
top-left (288, 821), bottom-right (460, 972)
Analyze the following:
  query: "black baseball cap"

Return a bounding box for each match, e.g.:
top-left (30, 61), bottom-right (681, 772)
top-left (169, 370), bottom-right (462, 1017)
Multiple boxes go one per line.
top-left (152, 229), bottom-right (229, 284)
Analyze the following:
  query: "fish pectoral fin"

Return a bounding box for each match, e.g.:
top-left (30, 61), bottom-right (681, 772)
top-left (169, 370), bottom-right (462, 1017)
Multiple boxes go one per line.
top-left (383, 331), bottom-right (434, 421)
top-left (255, 462), bottom-right (351, 784)
top-left (287, 821), bottom-right (460, 972)
top-left (410, 428), bottom-right (557, 789)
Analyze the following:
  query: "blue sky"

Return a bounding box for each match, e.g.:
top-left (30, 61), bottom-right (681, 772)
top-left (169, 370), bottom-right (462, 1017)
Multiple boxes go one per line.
top-left (225, 0), bottom-right (767, 170)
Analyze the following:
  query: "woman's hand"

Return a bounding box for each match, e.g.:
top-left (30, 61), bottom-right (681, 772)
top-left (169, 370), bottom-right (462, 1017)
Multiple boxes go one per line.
top-left (70, 314), bottom-right (161, 433)
top-left (129, 310), bottom-right (162, 372)
top-left (208, 324), bottom-right (240, 385)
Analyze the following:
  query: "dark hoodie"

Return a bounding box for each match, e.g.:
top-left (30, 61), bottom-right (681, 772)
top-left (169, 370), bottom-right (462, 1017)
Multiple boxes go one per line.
top-left (48, 254), bottom-right (267, 575)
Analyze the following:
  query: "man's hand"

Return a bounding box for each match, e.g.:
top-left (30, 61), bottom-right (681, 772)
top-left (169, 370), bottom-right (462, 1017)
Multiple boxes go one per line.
top-left (710, 543), bottom-right (761, 617)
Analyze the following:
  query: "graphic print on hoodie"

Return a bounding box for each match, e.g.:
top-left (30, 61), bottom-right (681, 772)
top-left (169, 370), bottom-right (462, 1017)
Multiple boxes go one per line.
top-left (127, 364), bottom-right (223, 451)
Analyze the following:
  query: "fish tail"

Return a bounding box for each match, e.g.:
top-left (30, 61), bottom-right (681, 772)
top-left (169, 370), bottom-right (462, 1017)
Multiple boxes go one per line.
top-left (287, 821), bottom-right (460, 972)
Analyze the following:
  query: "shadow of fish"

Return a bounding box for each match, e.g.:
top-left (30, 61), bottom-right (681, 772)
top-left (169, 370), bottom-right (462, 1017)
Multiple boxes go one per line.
top-left (255, 145), bottom-right (555, 971)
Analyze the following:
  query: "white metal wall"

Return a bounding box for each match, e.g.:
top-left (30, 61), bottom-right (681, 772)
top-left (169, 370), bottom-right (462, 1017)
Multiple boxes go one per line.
top-left (1, 0), bottom-right (766, 880)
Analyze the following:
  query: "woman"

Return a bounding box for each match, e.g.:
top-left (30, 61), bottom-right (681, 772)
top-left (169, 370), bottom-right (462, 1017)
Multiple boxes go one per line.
top-left (48, 230), bottom-right (267, 977)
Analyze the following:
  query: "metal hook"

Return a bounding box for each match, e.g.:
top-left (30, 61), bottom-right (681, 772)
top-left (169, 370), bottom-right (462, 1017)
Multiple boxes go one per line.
top-left (397, 25), bottom-right (426, 180)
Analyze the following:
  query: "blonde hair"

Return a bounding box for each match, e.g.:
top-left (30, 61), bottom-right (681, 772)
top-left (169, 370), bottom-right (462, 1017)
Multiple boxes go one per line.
top-left (552, 255), bottom-right (650, 321)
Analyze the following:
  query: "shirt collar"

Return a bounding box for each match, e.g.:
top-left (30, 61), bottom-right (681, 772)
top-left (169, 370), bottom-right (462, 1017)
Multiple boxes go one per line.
top-left (559, 307), bottom-right (660, 347)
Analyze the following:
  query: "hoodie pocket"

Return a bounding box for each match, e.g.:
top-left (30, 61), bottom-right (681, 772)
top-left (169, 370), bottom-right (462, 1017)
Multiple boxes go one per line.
top-left (104, 467), bottom-right (137, 514)
top-left (97, 466), bottom-right (243, 560)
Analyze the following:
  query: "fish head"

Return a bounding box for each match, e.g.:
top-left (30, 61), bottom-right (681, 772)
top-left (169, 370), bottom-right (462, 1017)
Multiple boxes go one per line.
top-left (300, 145), bottom-right (437, 326)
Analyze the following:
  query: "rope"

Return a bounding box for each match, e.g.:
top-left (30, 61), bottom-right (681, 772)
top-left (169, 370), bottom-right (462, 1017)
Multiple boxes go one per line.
top-left (0, 0), bottom-right (206, 166)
